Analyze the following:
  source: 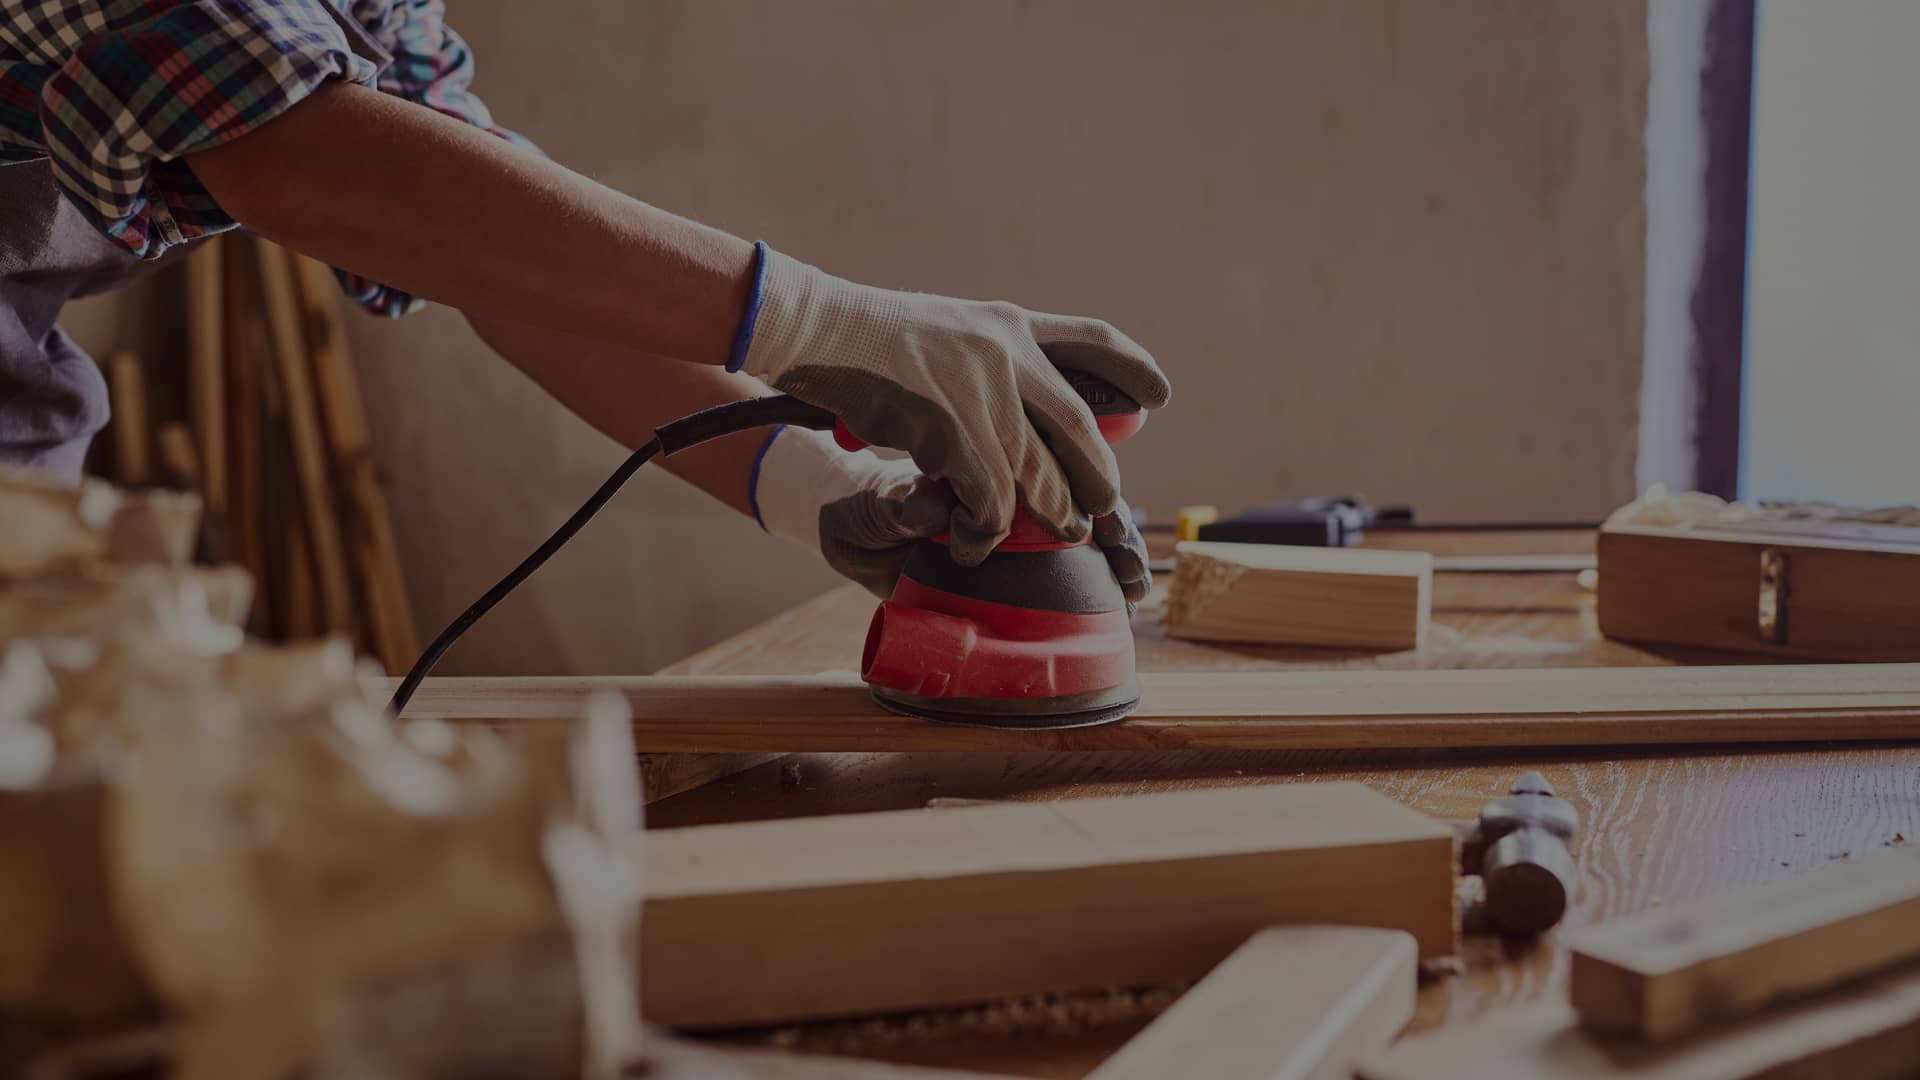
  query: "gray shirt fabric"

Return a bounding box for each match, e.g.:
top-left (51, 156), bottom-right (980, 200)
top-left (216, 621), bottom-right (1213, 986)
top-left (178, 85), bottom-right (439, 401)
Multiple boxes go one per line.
top-left (0, 160), bottom-right (183, 480)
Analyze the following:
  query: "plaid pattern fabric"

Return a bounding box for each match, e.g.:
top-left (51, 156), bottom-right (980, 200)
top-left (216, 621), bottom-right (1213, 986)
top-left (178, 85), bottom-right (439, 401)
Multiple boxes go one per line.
top-left (1, 0), bottom-right (533, 316)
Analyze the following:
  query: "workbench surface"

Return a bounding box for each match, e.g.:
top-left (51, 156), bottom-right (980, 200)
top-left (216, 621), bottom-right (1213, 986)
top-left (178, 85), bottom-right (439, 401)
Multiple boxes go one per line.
top-left (648, 530), bottom-right (1920, 1079)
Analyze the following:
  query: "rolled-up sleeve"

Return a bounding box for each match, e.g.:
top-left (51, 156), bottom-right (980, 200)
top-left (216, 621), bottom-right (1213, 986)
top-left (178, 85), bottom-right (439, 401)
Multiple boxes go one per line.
top-left (334, 0), bottom-right (541, 316)
top-left (29, 0), bottom-right (383, 257)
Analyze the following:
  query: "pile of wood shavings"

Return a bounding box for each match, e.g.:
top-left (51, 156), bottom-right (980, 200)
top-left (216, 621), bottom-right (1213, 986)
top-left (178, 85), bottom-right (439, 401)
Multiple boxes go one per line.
top-left (755, 982), bottom-right (1190, 1055)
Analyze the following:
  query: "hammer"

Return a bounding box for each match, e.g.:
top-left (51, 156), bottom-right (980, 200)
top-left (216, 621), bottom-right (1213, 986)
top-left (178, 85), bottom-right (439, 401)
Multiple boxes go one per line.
top-left (1458, 771), bottom-right (1578, 936)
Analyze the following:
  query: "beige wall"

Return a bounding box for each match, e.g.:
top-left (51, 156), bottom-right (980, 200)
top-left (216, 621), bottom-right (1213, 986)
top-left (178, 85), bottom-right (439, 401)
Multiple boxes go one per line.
top-left (340, 1), bottom-right (1648, 675)
top-left (1744, 1), bottom-right (1920, 505)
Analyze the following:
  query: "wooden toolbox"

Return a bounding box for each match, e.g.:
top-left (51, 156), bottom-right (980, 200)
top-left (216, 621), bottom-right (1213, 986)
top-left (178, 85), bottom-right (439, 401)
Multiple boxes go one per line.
top-left (1598, 507), bottom-right (1920, 661)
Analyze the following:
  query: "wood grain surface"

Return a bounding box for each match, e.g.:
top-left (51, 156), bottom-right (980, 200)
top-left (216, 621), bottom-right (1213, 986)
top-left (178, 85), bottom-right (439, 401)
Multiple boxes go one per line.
top-left (648, 531), bottom-right (1920, 1078)
top-left (409, 665), bottom-right (1920, 752)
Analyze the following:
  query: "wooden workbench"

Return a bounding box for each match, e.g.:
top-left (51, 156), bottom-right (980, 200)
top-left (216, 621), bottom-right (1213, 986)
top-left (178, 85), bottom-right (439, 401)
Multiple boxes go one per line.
top-left (647, 530), bottom-right (1920, 1078)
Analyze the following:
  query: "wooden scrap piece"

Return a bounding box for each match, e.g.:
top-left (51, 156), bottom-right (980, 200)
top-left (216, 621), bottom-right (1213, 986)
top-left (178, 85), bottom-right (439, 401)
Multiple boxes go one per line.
top-left (638, 782), bottom-right (1454, 1029)
top-left (1569, 847), bottom-right (1920, 1041)
top-left (399, 662), bottom-right (1920, 752)
top-left (1088, 926), bottom-right (1416, 1080)
top-left (1358, 963), bottom-right (1920, 1079)
top-left (1165, 542), bottom-right (1431, 650)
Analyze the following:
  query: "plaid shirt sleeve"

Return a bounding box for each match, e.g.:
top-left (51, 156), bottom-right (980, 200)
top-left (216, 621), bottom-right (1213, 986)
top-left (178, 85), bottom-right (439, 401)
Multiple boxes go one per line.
top-left (0, 0), bottom-right (537, 317)
top-left (334, 0), bottom-right (541, 316)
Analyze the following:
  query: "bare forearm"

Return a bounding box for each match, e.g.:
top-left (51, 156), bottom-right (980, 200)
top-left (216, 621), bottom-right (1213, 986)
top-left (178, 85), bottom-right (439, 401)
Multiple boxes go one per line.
top-left (466, 314), bottom-right (770, 516)
top-left (187, 81), bottom-right (754, 366)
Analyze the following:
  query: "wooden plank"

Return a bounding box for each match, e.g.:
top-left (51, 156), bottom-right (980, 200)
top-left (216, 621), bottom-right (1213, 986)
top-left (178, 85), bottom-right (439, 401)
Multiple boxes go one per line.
top-left (288, 253), bottom-right (419, 673)
top-left (1569, 847), bottom-right (1920, 1041)
top-left (1599, 525), bottom-right (1920, 661)
top-left (1358, 963), bottom-right (1920, 1079)
top-left (185, 239), bottom-right (226, 514)
top-left (1088, 926), bottom-right (1415, 1080)
top-left (1166, 542), bottom-right (1431, 650)
top-left (638, 782), bottom-right (1454, 1029)
top-left (104, 352), bottom-right (149, 487)
top-left (255, 239), bottom-right (356, 637)
top-left (399, 664), bottom-right (1920, 752)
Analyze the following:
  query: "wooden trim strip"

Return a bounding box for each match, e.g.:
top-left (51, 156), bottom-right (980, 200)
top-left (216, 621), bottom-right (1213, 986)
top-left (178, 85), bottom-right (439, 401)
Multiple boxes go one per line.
top-left (396, 664), bottom-right (1920, 752)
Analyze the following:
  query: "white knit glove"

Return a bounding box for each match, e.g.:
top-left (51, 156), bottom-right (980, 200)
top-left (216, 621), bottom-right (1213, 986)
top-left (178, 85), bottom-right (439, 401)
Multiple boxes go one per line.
top-left (752, 425), bottom-right (1153, 604)
top-left (736, 245), bottom-right (1172, 567)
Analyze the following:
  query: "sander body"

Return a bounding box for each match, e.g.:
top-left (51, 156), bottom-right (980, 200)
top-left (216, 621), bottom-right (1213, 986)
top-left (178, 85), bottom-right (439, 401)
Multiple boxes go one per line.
top-left (842, 372), bottom-right (1147, 729)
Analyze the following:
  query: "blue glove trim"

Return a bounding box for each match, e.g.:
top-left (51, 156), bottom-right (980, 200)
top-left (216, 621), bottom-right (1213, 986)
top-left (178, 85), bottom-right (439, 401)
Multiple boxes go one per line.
top-left (747, 423), bottom-right (787, 529)
top-left (726, 240), bottom-right (770, 373)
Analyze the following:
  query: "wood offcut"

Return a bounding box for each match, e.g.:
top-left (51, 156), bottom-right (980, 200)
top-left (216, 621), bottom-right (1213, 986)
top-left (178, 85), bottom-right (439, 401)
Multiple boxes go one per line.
top-left (1087, 926), bottom-right (1416, 1080)
top-left (1165, 542), bottom-right (1432, 650)
top-left (1569, 846), bottom-right (1920, 1041)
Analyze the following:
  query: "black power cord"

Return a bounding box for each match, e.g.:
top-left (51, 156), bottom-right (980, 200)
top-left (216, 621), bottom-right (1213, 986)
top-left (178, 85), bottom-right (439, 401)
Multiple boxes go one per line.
top-left (388, 394), bottom-right (838, 715)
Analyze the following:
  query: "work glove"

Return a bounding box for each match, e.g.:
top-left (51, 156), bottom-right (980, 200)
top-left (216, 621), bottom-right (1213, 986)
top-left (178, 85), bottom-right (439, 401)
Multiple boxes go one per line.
top-left (734, 244), bottom-right (1172, 567)
top-left (752, 426), bottom-right (1154, 605)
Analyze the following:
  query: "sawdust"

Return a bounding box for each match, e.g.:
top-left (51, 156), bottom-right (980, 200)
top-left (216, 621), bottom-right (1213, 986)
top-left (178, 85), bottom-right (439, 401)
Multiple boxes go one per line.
top-left (750, 982), bottom-right (1190, 1056)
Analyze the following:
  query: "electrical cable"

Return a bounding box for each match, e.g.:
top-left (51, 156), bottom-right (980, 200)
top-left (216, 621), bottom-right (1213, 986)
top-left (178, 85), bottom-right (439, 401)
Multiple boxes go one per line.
top-left (389, 394), bottom-right (837, 715)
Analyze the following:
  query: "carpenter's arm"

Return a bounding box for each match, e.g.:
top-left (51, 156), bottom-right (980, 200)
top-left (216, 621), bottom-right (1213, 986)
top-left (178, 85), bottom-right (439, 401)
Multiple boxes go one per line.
top-left (186, 80), bottom-right (754, 367)
top-left (463, 314), bottom-right (771, 516)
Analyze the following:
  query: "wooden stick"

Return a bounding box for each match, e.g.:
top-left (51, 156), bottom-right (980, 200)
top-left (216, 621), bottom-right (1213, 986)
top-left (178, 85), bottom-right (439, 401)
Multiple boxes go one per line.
top-left (287, 253), bottom-right (419, 673)
top-left (1570, 847), bottom-right (1920, 1041)
top-left (155, 422), bottom-right (199, 490)
top-left (222, 240), bottom-right (270, 634)
top-left (185, 239), bottom-right (226, 513)
top-left (255, 239), bottom-right (355, 636)
top-left (396, 663), bottom-right (1920, 752)
top-left (1088, 926), bottom-right (1416, 1080)
top-left (1358, 964), bottom-right (1920, 1079)
top-left (103, 352), bottom-right (149, 487)
top-left (639, 783), bottom-right (1454, 1029)
top-left (279, 495), bottom-right (319, 640)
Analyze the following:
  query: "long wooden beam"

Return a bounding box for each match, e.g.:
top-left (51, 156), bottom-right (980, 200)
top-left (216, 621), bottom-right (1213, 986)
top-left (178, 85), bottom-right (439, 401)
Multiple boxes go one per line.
top-left (397, 664), bottom-right (1920, 752)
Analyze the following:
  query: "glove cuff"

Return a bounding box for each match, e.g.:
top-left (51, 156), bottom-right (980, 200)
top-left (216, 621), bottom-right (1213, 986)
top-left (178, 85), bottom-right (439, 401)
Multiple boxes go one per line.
top-left (724, 241), bottom-right (770, 373)
top-left (738, 248), bottom-right (904, 384)
top-left (751, 424), bottom-right (860, 556)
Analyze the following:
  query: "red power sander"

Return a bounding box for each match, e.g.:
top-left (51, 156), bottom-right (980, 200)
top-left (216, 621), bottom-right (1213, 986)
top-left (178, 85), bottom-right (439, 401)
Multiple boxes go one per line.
top-left (388, 371), bottom-right (1147, 731)
top-left (834, 370), bottom-right (1147, 729)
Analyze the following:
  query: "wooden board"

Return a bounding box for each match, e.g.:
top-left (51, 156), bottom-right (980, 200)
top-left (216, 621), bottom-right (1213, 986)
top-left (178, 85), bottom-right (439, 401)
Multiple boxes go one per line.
top-left (1166, 543), bottom-right (1431, 650)
top-left (1358, 962), bottom-right (1920, 1079)
top-left (637, 782), bottom-right (1454, 1029)
top-left (1598, 525), bottom-right (1920, 661)
top-left (399, 664), bottom-right (1920, 752)
top-left (1088, 926), bottom-right (1415, 1080)
top-left (1569, 847), bottom-right (1920, 1041)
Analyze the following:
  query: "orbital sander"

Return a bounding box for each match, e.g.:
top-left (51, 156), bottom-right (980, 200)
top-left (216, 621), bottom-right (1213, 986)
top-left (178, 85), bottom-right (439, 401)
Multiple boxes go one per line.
top-left (389, 372), bottom-right (1147, 732)
top-left (835, 370), bottom-right (1147, 729)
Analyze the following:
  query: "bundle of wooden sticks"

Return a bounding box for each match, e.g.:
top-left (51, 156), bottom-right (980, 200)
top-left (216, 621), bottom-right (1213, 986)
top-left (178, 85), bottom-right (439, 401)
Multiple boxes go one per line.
top-left (94, 236), bottom-right (417, 673)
